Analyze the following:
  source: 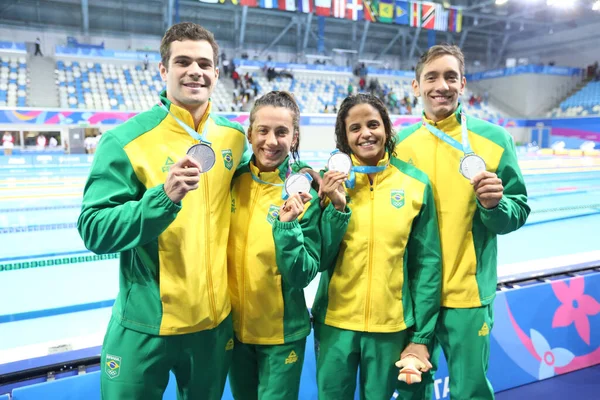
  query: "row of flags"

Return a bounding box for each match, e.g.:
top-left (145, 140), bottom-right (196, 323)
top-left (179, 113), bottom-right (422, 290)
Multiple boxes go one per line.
top-left (199, 0), bottom-right (462, 32)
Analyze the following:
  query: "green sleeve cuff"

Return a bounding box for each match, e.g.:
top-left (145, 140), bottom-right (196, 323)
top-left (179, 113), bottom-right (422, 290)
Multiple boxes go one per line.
top-left (324, 202), bottom-right (351, 220)
top-left (408, 332), bottom-right (431, 346)
top-left (476, 198), bottom-right (502, 214)
top-left (157, 184), bottom-right (182, 213)
top-left (273, 218), bottom-right (301, 230)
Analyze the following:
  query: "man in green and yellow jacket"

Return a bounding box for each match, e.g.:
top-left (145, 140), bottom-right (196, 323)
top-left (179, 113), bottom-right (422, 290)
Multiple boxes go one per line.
top-left (77, 23), bottom-right (246, 399)
top-left (395, 45), bottom-right (530, 400)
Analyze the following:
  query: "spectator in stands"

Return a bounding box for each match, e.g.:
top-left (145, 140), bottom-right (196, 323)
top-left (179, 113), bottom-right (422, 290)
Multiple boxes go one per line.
top-left (34, 37), bottom-right (43, 56)
top-left (347, 81), bottom-right (353, 97)
top-left (232, 69), bottom-right (240, 88)
top-left (84, 135), bottom-right (96, 154)
top-left (314, 93), bottom-right (441, 400)
top-left (395, 44), bottom-right (530, 400)
top-left (78, 22), bottom-right (247, 400)
top-left (49, 136), bottom-right (58, 148)
top-left (143, 54), bottom-right (149, 71)
top-left (36, 134), bottom-right (46, 149)
top-left (227, 90), bottom-right (321, 400)
top-left (2, 132), bottom-right (14, 156)
top-left (359, 77), bottom-right (366, 92)
top-left (221, 53), bottom-right (230, 76)
top-left (323, 104), bottom-right (329, 113)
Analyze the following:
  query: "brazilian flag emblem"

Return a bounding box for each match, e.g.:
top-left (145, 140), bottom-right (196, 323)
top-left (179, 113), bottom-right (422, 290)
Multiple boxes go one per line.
top-left (222, 149), bottom-right (233, 170)
top-left (105, 354), bottom-right (121, 379)
top-left (266, 204), bottom-right (280, 225)
top-left (391, 190), bottom-right (405, 209)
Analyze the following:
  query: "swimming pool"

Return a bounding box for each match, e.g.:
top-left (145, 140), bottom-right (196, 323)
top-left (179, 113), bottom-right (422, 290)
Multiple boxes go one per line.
top-left (1, 154), bottom-right (599, 373)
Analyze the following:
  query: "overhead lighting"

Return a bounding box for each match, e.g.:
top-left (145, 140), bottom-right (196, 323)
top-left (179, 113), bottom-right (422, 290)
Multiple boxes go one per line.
top-left (547, 0), bottom-right (577, 8)
top-left (505, 21), bottom-right (511, 29)
top-left (593, 0), bottom-right (600, 11)
top-left (549, 27), bottom-right (554, 34)
top-left (495, 0), bottom-right (509, 5)
top-left (442, 1), bottom-right (451, 7)
top-left (519, 22), bottom-right (525, 31)
top-left (474, 17), bottom-right (479, 26)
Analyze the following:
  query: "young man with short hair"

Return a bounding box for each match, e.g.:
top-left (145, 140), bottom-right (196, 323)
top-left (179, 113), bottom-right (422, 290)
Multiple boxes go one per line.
top-left (78, 22), bottom-right (247, 399)
top-left (394, 44), bottom-right (530, 400)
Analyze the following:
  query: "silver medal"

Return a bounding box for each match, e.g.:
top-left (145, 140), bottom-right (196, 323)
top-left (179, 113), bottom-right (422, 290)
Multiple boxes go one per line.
top-left (327, 152), bottom-right (352, 174)
top-left (459, 154), bottom-right (486, 180)
top-left (284, 173), bottom-right (312, 197)
top-left (187, 143), bottom-right (216, 173)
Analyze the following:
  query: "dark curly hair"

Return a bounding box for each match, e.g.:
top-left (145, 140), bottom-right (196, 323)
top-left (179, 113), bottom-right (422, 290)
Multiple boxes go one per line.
top-left (249, 90), bottom-right (301, 162)
top-left (334, 93), bottom-right (396, 160)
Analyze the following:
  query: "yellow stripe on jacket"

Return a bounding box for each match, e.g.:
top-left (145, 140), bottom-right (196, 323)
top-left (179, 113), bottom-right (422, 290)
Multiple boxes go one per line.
top-left (324, 154), bottom-right (426, 333)
top-left (395, 112), bottom-right (504, 308)
top-left (228, 162), bottom-right (309, 344)
top-left (123, 102), bottom-right (246, 334)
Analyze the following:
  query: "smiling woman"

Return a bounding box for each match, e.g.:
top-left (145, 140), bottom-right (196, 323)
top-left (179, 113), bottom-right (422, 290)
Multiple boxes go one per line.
top-left (227, 91), bottom-right (322, 399)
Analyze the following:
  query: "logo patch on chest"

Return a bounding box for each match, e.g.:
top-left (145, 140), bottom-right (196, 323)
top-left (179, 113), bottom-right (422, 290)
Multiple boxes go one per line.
top-left (162, 156), bottom-right (175, 172)
top-left (391, 189), bottom-right (405, 209)
top-left (266, 204), bottom-right (280, 225)
top-left (222, 149), bottom-right (233, 170)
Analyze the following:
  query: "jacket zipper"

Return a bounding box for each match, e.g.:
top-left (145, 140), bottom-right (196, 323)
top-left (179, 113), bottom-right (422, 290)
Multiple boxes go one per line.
top-left (364, 177), bottom-right (376, 331)
top-left (240, 183), bottom-right (261, 341)
top-left (203, 174), bottom-right (218, 327)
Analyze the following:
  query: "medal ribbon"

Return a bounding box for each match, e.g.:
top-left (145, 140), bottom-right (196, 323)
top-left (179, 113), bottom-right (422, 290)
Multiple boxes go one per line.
top-left (158, 101), bottom-right (212, 145)
top-left (422, 109), bottom-right (473, 155)
top-left (249, 158), bottom-right (311, 199)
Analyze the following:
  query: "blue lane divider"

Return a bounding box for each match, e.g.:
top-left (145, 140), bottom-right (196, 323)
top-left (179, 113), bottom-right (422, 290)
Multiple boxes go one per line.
top-left (0, 222), bottom-right (77, 234)
top-left (0, 249), bottom-right (92, 263)
top-left (524, 210), bottom-right (600, 227)
top-left (528, 189), bottom-right (590, 199)
top-left (0, 300), bottom-right (115, 324)
top-left (0, 204), bottom-right (80, 213)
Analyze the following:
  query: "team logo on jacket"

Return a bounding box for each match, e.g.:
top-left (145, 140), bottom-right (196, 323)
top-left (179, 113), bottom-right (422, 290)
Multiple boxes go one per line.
top-left (391, 189), bottom-right (405, 209)
top-left (266, 205), bottom-right (280, 225)
top-left (222, 149), bottom-right (233, 170)
top-left (285, 350), bottom-right (298, 364)
top-left (105, 354), bottom-right (121, 379)
top-left (479, 322), bottom-right (490, 336)
top-left (162, 156), bottom-right (175, 172)
top-left (225, 338), bottom-right (234, 350)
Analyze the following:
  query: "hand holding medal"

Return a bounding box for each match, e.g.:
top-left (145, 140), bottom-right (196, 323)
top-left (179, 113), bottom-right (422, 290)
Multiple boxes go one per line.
top-left (279, 192), bottom-right (313, 222)
top-left (164, 156), bottom-right (202, 203)
top-left (320, 171), bottom-right (347, 211)
top-left (471, 170), bottom-right (504, 209)
top-left (186, 142), bottom-right (216, 173)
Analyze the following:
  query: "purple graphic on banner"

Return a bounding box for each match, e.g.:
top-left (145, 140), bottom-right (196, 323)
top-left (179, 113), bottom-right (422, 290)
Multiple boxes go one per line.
top-left (490, 274), bottom-right (600, 392)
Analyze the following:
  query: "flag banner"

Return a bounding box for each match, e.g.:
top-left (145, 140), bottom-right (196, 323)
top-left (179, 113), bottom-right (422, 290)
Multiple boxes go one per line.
top-left (395, 0), bottom-right (409, 25)
top-left (315, 0), bottom-right (332, 16)
top-left (278, 0), bottom-right (297, 11)
top-left (363, 0), bottom-right (378, 22)
top-left (333, 0), bottom-right (347, 18)
top-left (297, 0), bottom-right (313, 12)
top-left (346, 0), bottom-right (363, 20)
top-left (410, 1), bottom-right (420, 27)
top-left (379, 0), bottom-right (394, 23)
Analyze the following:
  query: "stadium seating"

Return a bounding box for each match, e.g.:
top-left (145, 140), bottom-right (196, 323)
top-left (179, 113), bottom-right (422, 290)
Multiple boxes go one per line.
top-left (52, 58), bottom-right (506, 118)
top-left (0, 55), bottom-right (27, 107)
top-left (55, 59), bottom-right (233, 112)
top-left (549, 80), bottom-right (600, 117)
